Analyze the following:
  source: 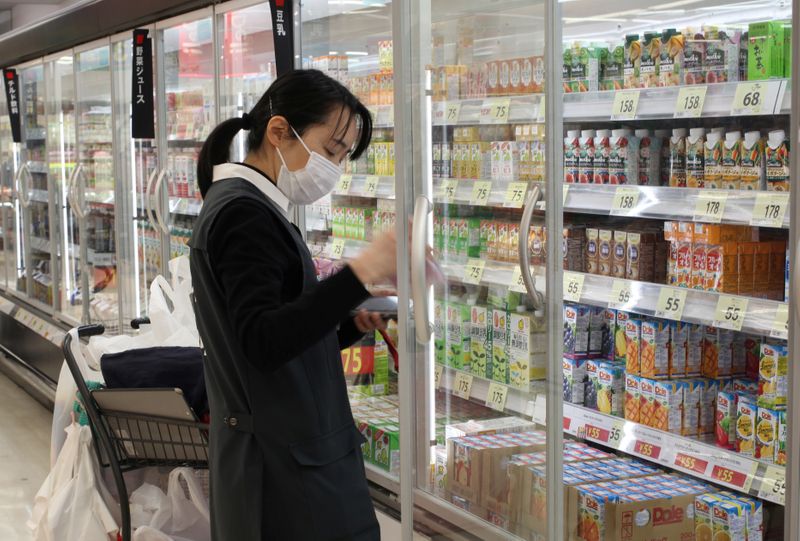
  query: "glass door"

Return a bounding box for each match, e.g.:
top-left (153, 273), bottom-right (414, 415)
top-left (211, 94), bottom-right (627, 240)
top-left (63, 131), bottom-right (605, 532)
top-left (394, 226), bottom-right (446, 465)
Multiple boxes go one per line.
top-left (45, 52), bottom-right (81, 324)
top-left (75, 42), bottom-right (120, 331)
top-left (157, 9), bottom-right (216, 263)
top-left (0, 78), bottom-right (12, 291)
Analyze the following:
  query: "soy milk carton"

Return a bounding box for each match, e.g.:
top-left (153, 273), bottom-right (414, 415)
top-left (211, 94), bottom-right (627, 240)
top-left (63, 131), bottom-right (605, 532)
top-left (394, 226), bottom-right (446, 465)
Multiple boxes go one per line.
top-left (592, 130), bottom-right (611, 184)
top-left (578, 130), bottom-right (596, 183)
top-left (608, 129), bottom-right (639, 185)
top-left (564, 130), bottom-right (580, 183)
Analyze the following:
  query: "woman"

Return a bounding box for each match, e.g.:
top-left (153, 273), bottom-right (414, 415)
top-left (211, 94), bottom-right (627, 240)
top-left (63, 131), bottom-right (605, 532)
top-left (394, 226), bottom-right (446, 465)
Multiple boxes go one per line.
top-left (189, 69), bottom-right (397, 540)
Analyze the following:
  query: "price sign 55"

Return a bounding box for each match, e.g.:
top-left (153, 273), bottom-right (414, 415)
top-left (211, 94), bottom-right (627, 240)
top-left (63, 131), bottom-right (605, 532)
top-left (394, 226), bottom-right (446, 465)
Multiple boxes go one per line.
top-left (713, 295), bottom-right (748, 332)
top-left (674, 453), bottom-right (708, 475)
top-left (655, 287), bottom-right (688, 321)
top-left (633, 440), bottom-right (661, 459)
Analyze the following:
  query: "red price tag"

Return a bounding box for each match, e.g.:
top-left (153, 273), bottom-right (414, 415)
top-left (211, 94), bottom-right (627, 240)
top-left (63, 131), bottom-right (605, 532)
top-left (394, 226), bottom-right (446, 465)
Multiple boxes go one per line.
top-left (585, 424), bottom-right (610, 443)
top-left (674, 453), bottom-right (708, 475)
top-left (341, 346), bottom-right (375, 375)
top-left (563, 418), bottom-right (571, 430)
top-left (711, 465), bottom-right (747, 488)
top-left (633, 440), bottom-right (661, 459)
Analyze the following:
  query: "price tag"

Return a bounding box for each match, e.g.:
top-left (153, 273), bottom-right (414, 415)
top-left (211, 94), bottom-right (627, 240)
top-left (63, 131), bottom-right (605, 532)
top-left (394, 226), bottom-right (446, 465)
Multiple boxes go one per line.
top-left (710, 465), bottom-right (749, 489)
top-left (633, 439), bottom-right (661, 459)
top-left (480, 97), bottom-right (511, 124)
top-left (731, 81), bottom-right (768, 116)
top-left (563, 272), bottom-right (585, 303)
top-left (610, 187), bottom-right (640, 215)
top-left (441, 179), bottom-right (459, 204)
top-left (510, 267), bottom-right (528, 294)
top-left (329, 238), bottom-right (346, 259)
top-left (693, 191), bottom-right (728, 223)
top-left (674, 85), bottom-right (707, 118)
top-left (655, 287), bottom-right (688, 321)
top-left (504, 182), bottom-right (528, 208)
top-left (470, 181), bottom-right (492, 206)
top-left (674, 452), bottom-right (709, 475)
top-left (336, 175), bottom-right (353, 194)
top-left (609, 279), bottom-right (633, 309)
top-left (610, 90), bottom-right (640, 120)
top-left (757, 465), bottom-right (786, 505)
top-left (563, 184), bottom-right (569, 206)
top-left (713, 295), bottom-right (749, 331)
top-left (771, 303), bottom-right (789, 339)
top-left (462, 259), bottom-right (486, 285)
top-left (751, 192), bottom-right (789, 227)
top-left (363, 175), bottom-right (380, 197)
top-left (453, 371), bottom-right (474, 400)
top-left (432, 102), bottom-right (445, 125)
top-left (445, 102), bottom-right (462, 124)
top-left (434, 364), bottom-right (444, 390)
top-left (486, 382), bottom-right (509, 412)
top-left (584, 424), bottom-right (610, 443)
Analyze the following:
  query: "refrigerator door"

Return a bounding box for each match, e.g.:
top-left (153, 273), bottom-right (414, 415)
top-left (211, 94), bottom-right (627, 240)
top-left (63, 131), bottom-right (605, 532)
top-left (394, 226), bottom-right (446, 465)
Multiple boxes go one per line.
top-left (217, 1), bottom-right (276, 164)
top-left (45, 53), bottom-right (81, 325)
top-left (157, 10), bottom-right (216, 262)
top-left (0, 83), bottom-right (11, 290)
top-left (75, 43), bottom-right (121, 331)
top-left (111, 32), bottom-right (161, 323)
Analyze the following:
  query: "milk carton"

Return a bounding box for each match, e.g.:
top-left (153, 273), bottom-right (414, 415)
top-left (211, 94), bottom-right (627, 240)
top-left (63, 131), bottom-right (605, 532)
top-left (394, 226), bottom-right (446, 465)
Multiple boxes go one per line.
top-left (608, 129), bottom-right (639, 185)
top-left (721, 131), bottom-right (743, 190)
top-left (740, 131), bottom-right (765, 190)
top-left (686, 128), bottom-right (706, 188)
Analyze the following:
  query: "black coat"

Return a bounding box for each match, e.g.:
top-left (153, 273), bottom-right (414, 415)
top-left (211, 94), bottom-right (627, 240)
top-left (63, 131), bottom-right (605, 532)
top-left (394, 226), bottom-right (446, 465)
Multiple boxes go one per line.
top-left (189, 178), bottom-right (380, 540)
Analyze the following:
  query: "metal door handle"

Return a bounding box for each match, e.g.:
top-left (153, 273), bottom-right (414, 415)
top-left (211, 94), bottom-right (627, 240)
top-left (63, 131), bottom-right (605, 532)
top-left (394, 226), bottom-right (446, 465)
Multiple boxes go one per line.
top-left (144, 168), bottom-right (159, 231)
top-left (18, 163), bottom-right (32, 209)
top-left (152, 169), bottom-right (170, 235)
top-left (67, 165), bottom-right (80, 217)
top-left (411, 195), bottom-right (433, 344)
top-left (72, 164), bottom-right (88, 220)
top-left (518, 184), bottom-right (544, 311)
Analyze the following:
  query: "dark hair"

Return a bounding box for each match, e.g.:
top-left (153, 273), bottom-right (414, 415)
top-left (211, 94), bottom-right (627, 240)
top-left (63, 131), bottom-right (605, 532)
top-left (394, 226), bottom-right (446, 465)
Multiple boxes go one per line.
top-left (197, 69), bottom-right (373, 198)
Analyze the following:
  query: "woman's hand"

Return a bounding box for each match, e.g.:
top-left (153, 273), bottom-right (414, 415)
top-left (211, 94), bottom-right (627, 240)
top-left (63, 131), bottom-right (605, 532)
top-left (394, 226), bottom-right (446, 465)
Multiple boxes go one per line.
top-left (353, 310), bottom-right (388, 333)
top-left (349, 230), bottom-right (397, 285)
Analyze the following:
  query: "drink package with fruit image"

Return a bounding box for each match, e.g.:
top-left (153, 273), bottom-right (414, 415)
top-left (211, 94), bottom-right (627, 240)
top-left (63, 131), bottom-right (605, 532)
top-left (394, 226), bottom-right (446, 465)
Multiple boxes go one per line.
top-left (659, 28), bottom-right (684, 86)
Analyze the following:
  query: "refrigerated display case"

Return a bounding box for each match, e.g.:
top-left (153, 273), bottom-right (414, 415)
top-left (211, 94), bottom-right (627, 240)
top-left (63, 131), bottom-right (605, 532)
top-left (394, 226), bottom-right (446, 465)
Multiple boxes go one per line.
top-left (0, 81), bottom-right (12, 291)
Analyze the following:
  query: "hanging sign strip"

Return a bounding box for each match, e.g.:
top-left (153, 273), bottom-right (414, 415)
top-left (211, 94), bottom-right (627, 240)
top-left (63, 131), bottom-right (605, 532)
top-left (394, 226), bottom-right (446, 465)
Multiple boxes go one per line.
top-left (270, 0), bottom-right (295, 76)
top-left (131, 29), bottom-right (155, 139)
top-left (2, 69), bottom-right (21, 143)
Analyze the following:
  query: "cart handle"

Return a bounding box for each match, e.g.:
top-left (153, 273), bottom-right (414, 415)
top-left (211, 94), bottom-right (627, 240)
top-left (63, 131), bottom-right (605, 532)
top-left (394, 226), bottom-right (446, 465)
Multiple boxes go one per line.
top-left (77, 324), bottom-right (105, 338)
top-left (130, 317), bottom-right (151, 329)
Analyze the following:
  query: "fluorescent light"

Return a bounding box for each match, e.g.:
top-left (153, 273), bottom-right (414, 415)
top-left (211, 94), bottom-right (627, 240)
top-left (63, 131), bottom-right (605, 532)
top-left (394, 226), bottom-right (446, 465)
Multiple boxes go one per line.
top-left (329, 51), bottom-right (339, 55)
top-left (629, 18), bottom-right (664, 23)
top-left (345, 51), bottom-right (369, 56)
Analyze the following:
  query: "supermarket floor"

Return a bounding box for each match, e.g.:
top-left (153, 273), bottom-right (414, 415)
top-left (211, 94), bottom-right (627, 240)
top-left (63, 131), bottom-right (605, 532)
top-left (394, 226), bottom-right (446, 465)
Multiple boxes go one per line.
top-left (0, 373), bottom-right (427, 541)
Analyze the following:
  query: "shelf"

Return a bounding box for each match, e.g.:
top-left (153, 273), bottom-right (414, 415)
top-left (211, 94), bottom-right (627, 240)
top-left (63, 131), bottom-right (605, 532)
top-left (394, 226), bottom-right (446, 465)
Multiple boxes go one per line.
top-left (431, 178), bottom-right (546, 210)
top-left (167, 139), bottom-right (203, 148)
top-left (29, 236), bottom-right (51, 254)
top-left (169, 197), bottom-right (202, 216)
top-left (364, 461), bottom-right (400, 495)
top-left (438, 365), bottom-right (543, 418)
top-left (432, 95), bottom-right (542, 126)
top-left (440, 256), bottom-right (543, 290)
top-left (333, 175), bottom-right (395, 200)
top-left (564, 184), bottom-right (791, 229)
top-left (12, 306), bottom-right (65, 347)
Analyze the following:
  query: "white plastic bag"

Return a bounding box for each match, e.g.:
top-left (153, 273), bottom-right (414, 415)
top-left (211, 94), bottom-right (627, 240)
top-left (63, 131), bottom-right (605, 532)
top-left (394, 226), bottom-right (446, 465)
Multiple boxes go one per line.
top-left (30, 424), bottom-right (119, 541)
top-left (131, 469), bottom-right (209, 541)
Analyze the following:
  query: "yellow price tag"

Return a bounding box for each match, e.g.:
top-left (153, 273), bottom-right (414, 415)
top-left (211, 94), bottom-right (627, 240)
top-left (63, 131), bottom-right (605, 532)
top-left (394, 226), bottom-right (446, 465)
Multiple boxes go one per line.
top-left (693, 191), bottom-right (728, 223)
top-left (510, 267), bottom-right (528, 294)
top-left (445, 102), bottom-right (462, 124)
top-left (486, 382), bottom-right (509, 412)
top-left (434, 364), bottom-right (444, 390)
top-left (674, 85), bottom-right (707, 118)
top-left (463, 259), bottom-right (486, 285)
top-left (329, 238), bottom-right (346, 259)
top-left (713, 295), bottom-right (749, 331)
top-left (731, 81), bottom-right (768, 115)
top-left (441, 179), bottom-right (459, 204)
top-left (563, 272), bottom-right (585, 303)
top-left (480, 97), bottom-right (511, 124)
top-left (336, 175), bottom-right (353, 194)
top-left (771, 303), bottom-right (789, 339)
top-left (751, 192), bottom-right (789, 228)
top-left (470, 181), bottom-right (492, 206)
top-left (453, 371), bottom-right (474, 400)
top-left (504, 182), bottom-right (528, 208)
top-left (610, 90), bottom-right (640, 120)
top-left (655, 287), bottom-right (688, 321)
top-left (757, 464), bottom-right (786, 505)
top-left (608, 279), bottom-right (633, 309)
top-left (610, 186), bottom-right (640, 215)
top-left (363, 175), bottom-right (380, 197)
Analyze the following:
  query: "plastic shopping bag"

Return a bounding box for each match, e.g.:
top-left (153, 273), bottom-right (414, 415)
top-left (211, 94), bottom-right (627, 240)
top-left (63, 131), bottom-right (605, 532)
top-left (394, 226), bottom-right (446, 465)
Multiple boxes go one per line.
top-left (131, 468), bottom-right (209, 541)
top-left (30, 423), bottom-right (119, 541)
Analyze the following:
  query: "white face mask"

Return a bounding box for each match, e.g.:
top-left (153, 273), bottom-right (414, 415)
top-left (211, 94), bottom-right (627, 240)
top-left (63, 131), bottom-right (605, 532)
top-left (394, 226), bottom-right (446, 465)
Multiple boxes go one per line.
top-left (275, 126), bottom-right (343, 204)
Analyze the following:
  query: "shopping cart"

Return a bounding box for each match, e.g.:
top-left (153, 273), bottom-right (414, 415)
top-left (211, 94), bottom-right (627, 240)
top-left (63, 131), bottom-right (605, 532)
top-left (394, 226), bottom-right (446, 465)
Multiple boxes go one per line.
top-left (62, 321), bottom-right (210, 541)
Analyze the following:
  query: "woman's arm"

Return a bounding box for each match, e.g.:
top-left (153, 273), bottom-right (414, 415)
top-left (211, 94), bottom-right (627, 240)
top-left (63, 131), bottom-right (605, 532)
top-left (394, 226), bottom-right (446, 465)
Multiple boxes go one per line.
top-left (208, 200), bottom-right (370, 371)
top-left (337, 318), bottom-right (365, 350)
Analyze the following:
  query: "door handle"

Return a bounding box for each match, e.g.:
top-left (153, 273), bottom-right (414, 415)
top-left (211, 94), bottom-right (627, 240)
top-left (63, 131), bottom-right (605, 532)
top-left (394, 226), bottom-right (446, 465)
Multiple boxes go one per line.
top-left (18, 163), bottom-right (32, 209)
top-left (72, 164), bottom-right (88, 220)
top-left (152, 169), bottom-right (170, 235)
top-left (411, 195), bottom-right (433, 344)
top-left (518, 184), bottom-right (545, 311)
top-left (144, 168), bottom-right (159, 231)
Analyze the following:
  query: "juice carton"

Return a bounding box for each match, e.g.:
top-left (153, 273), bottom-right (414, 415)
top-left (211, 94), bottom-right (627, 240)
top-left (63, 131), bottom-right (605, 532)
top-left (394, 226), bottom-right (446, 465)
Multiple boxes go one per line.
top-left (721, 131), bottom-right (743, 190)
top-left (659, 28), bottom-right (684, 86)
top-left (682, 379), bottom-right (702, 437)
top-left (434, 299), bottom-right (446, 365)
top-left (758, 343), bottom-right (788, 408)
top-left (447, 217), bottom-right (459, 254)
top-left (614, 311), bottom-right (629, 363)
top-left (585, 359), bottom-right (602, 409)
top-left (740, 131), bottom-right (765, 190)
top-left (496, 221), bottom-right (509, 262)
top-left (470, 305), bottom-right (492, 379)
top-left (656, 129), bottom-right (671, 185)
top-left (676, 240), bottom-right (693, 288)
top-left (704, 130), bottom-right (724, 188)
top-left (592, 130), bottom-right (611, 184)
top-left (608, 128), bottom-right (639, 185)
top-left (446, 301), bottom-right (471, 370)
top-left (563, 357), bottom-right (587, 404)
top-left (686, 128), bottom-right (706, 188)
top-left (691, 244), bottom-right (707, 291)
top-left (585, 228), bottom-right (599, 274)
top-left (732, 377), bottom-right (758, 394)
top-left (687, 323), bottom-right (704, 377)
top-left (441, 142), bottom-right (452, 178)
top-left (485, 220), bottom-right (498, 260)
top-left (683, 28), bottom-right (706, 84)
top-left (704, 26), bottom-right (741, 83)
top-left (623, 34), bottom-right (641, 88)
top-left (700, 378), bottom-right (719, 435)
top-left (564, 303), bottom-right (591, 357)
top-left (597, 361), bottom-right (625, 416)
top-left (570, 43), bottom-right (601, 92)
top-left (702, 326), bottom-right (733, 378)
top-left (589, 306), bottom-right (606, 357)
top-left (654, 380), bottom-right (684, 433)
top-left (669, 321), bottom-right (688, 377)
top-left (602, 308), bottom-right (617, 360)
top-left (776, 410), bottom-right (787, 465)
top-left (639, 32), bottom-right (661, 87)
top-left (716, 390), bottom-right (737, 449)
top-left (373, 423), bottom-right (400, 474)
top-left (711, 495), bottom-right (748, 541)
top-left (736, 393), bottom-right (757, 455)
top-left (611, 230), bottom-right (627, 278)
top-left (724, 494), bottom-right (763, 541)
top-left (669, 128), bottom-right (688, 187)
top-left (641, 319), bottom-right (670, 379)
top-left (624, 373), bottom-right (641, 422)
top-left (510, 309), bottom-right (546, 386)
top-left (508, 223), bottom-right (520, 264)
top-left (598, 229), bottom-right (613, 276)
top-left (624, 317), bottom-right (642, 374)
top-left (755, 406), bottom-right (779, 463)
top-left (695, 494), bottom-right (726, 541)
top-left (765, 130), bottom-right (790, 191)
top-left (601, 44), bottom-right (624, 90)
top-left (466, 217), bottom-right (482, 258)
top-left (635, 129), bottom-right (662, 185)
top-left (639, 377), bottom-right (656, 428)
top-left (492, 309), bottom-right (510, 384)
top-left (748, 21), bottom-right (785, 80)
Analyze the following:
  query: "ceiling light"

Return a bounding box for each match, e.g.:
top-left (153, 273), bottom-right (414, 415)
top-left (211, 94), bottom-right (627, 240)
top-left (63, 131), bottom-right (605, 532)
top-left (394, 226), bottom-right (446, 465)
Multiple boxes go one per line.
top-left (345, 51), bottom-right (369, 56)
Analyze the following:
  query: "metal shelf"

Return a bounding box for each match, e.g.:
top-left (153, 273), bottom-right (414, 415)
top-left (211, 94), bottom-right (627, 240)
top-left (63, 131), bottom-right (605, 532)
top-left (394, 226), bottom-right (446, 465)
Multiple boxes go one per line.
top-left (333, 174), bottom-right (395, 200)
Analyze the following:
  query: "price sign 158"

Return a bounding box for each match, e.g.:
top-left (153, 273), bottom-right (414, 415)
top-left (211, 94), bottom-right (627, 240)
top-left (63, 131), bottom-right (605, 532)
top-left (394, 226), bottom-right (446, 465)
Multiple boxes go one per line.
top-left (674, 85), bottom-right (708, 119)
top-left (611, 90), bottom-right (640, 120)
top-left (610, 187), bottom-right (640, 215)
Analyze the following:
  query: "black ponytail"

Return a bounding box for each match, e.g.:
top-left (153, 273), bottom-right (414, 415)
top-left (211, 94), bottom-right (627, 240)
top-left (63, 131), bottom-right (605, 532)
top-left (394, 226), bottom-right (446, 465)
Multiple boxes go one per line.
top-left (197, 69), bottom-right (373, 198)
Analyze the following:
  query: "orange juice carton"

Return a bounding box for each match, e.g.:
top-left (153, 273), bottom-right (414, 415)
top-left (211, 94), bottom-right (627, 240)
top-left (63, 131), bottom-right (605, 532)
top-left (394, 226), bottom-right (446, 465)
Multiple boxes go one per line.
top-left (755, 406), bottom-right (779, 463)
top-left (639, 377), bottom-right (656, 428)
top-left (681, 379), bottom-right (702, 437)
top-left (695, 493), bottom-right (727, 540)
top-left (640, 32), bottom-right (662, 87)
top-left (765, 130), bottom-right (790, 191)
top-left (704, 130), bottom-right (724, 188)
top-left (623, 34), bottom-right (641, 88)
top-left (701, 326), bottom-right (730, 378)
top-left (740, 131), bottom-right (765, 190)
top-left (624, 373), bottom-right (641, 422)
top-left (592, 130), bottom-right (611, 184)
top-left (683, 28), bottom-right (706, 84)
top-left (721, 131), bottom-right (743, 190)
top-left (686, 128), bottom-right (706, 188)
top-left (659, 29), bottom-right (684, 86)
top-left (641, 319), bottom-right (670, 379)
top-left (608, 128), bottom-right (639, 185)
top-left (669, 321), bottom-right (688, 377)
top-left (611, 230), bottom-right (627, 278)
top-left (585, 228), bottom-right (599, 274)
top-left (716, 390), bottom-right (736, 449)
top-left (653, 380), bottom-right (684, 433)
top-left (624, 317), bottom-right (642, 374)
top-left (711, 496), bottom-right (748, 541)
top-left (526, 55), bottom-right (546, 94)
top-left (578, 129), bottom-right (596, 183)
top-left (703, 26), bottom-right (742, 84)
top-left (700, 378), bottom-right (719, 435)
top-left (758, 343), bottom-right (788, 409)
top-left (687, 323), bottom-right (704, 377)
top-left (614, 310), bottom-right (629, 363)
top-left (675, 240), bottom-right (693, 288)
top-left (636, 129), bottom-right (662, 185)
top-left (669, 128), bottom-right (688, 187)
top-left (597, 361), bottom-right (625, 416)
top-left (735, 393), bottom-right (757, 456)
top-left (485, 60), bottom-right (499, 96)
top-left (598, 229), bottom-right (613, 276)
top-left (691, 243), bottom-right (707, 290)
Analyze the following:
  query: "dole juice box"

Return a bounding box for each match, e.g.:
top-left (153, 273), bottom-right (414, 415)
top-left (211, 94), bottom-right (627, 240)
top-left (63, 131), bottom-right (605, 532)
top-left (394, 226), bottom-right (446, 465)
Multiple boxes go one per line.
top-left (585, 359), bottom-right (602, 410)
top-left (735, 393), bottom-right (757, 456)
top-left (712, 498), bottom-right (748, 541)
top-left (564, 303), bottom-right (591, 357)
top-left (700, 379), bottom-right (719, 435)
top-left (695, 494), bottom-right (727, 541)
top-left (492, 309), bottom-right (510, 384)
top-left (639, 377), bottom-right (656, 428)
top-left (624, 373), bottom-right (641, 422)
top-left (669, 321), bottom-right (688, 377)
top-left (563, 357), bottom-right (587, 405)
top-left (758, 343), bottom-right (788, 408)
top-left (614, 310), bottom-right (629, 363)
top-left (597, 361), bottom-right (625, 416)
top-left (641, 319), bottom-right (670, 379)
top-left (755, 406), bottom-right (779, 463)
top-left (470, 305), bottom-right (491, 379)
top-left (446, 301), bottom-right (471, 370)
top-left (687, 324), bottom-right (704, 377)
top-left (624, 317), bottom-right (642, 374)
top-left (717, 391), bottom-right (738, 449)
top-left (681, 379), bottom-right (702, 437)
top-left (654, 380), bottom-right (684, 433)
